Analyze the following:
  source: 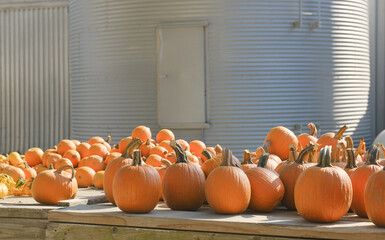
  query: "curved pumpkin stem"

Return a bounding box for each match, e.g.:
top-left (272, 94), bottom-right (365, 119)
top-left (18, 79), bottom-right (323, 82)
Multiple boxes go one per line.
top-left (132, 149), bottom-right (145, 166)
top-left (48, 164), bottom-right (54, 170)
top-left (345, 148), bottom-right (357, 169)
top-left (288, 144), bottom-right (299, 161)
top-left (331, 145), bottom-right (341, 163)
top-left (364, 145), bottom-right (379, 166)
top-left (201, 150), bottom-right (213, 160)
top-left (242, 150), bottom-right (253, 165)
top-left (170, 140), bottom-right (189, 163)
top-left (214, 145), bottom-right (223, 154)
top-left (345, 136), bottom-right (354, 149)
top-left (335, 125), bottom-right (349, 139)
top-left (123, 138), bottom-right (142, 158)
top-left (221, 148), bottom-right (241, 168)
top-left (297, 142), bottom-right (303, 153)
top-left (355, 138), bottom-right (365, 158)
top-left (55, 164), bottom-right (75, 181)
top-left (308, 123), bottom-right (317, 137)
top-left (257, 153), bottom-right (269, 168)
top-left (106, 135), bottom-right (112, 144)
top-left (160, 159), bottom-right (172, 167)
top-left (295, 144), bottom-right (315, 164)
top-left (263, 140), bottom-right (270, 153)
top-left (317, 146), bottom-right (332, 167)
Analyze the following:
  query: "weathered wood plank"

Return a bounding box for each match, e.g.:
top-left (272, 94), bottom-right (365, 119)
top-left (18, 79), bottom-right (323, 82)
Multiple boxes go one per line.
top-left (0, 218), bottom-right (47, 240)
top-left (48, 204), bottom-right (385, 240)
top-left (46, 222), bottom-right (298, 240)
top-left (0, 205), bottom-right (57, 219)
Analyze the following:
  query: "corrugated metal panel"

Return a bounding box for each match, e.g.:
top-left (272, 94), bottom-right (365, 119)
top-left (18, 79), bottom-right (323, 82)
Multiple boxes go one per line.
top-left (0, 4), bottom-right (70, 153)
top-left (69, 0), bottom-right (371, 157)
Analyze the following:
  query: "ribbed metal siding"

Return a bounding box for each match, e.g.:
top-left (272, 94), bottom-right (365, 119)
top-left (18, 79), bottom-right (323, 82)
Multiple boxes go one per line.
top-left (0, 5), bottom-right (70, 153)
top-left (69, 0), bottom-right (371, 157)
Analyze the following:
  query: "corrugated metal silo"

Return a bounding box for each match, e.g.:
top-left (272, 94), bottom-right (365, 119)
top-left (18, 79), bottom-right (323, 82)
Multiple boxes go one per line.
top-left (69, 0), bottom-right (372, 157)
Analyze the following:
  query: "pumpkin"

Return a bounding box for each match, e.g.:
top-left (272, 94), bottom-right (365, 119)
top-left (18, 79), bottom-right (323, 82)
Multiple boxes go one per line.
top-left (331, 145), bottom-right (345, 169)
top-left (102, 135), bottom-right (112, 152)
top-left (364, 166), bottom-right (385, 227)
top-left (63, 150), bottom-right (81, 167)
top-left (279, 145), bottom-right (315, 210)
top-left (0, 163), bottom-right (8, 173)
top-left (205, 148), bottom-right (250, 214)
top-left (185, 152), bottom-right (201, 165)
top-left (32, 164), bottom-right (78, 204)
top-left (297, 123), bottom-right (318, 149)
top-left (88, 136), bottom-right (107, 145)
top-left (103, 138), bottom-right (142, 204)
top-left (44, 153), bottom-right (62, 168)
top-left (33, 164), bottom-right (48, 174)
top-left (149, 146), bottom-right (168, 158)
top-left (57, 140), bottom-right (77, 156)
top-left (189, 140), bottom-right (206, 158)
top-left (22, 162), bottom-right (37, 181)
top-left (176, 139), bottom-right (190, 151)
top-left (72, 140), bottom-right (81, 147)
top-left (253, 146), bottom-right (282, 165)
top-left (113, 149), bottom-right (161, 213)
top-left (201, 150), bottom-right (222, 178)
top-left (0, 183), bottom-right (7, 198)
top-left (263, 126), bottom-right (298, 160)
top-left (93, 171), bottom-right (104, 189)
top-left (24, 148), bottom-right (44, 166)
top-left (78, 155), bottom-right (106, 172)
top-left (294, 146), bottom-right (353, 223)
top-left (3, 166), bottom-right (25, 181)
top-left (245, 153), bottom-right (285, 212)
top-left (105, 152), bottom-right (122, 165)
top-left (9, 152), bottom-right (24, 166)
top-left (241, 150), bottom-right (257, 171)
top-left (344, 148), bottom-right (358, 177)
top-left (316, 125), bottom-right (349, 151)
top-left (75, 166), bottom-right (96, 188)
top-left (162, 140), bottom-right (205, 211)
top-left (132, 125), bottom-right (152, 143)
top-left (156, 129), bottom-right (175, 143)
top-left (118, 136), bottom-right (132, 154)
top-left (156, 159), bottom-right (172, 200)
top-left (158, 140), bottom-right (175, 154)
top-left (201, 147), bottom-right (216, 162)
top-left (350, 145), bottom-right (382, 218)
top-left (55, 158), bottom-right (74, 170)
top-left (355, 138), bottom-right (366, 162)
top-left (88, 143), bottom-right (109, 159)
top-left (274, 144), bottom-right (298, 174)
top-left (146, 154), bottom-right (164, 167)
top-left (252, 143), bottom-right (279, 171)
top-left (139, 139), bottom-right (155, 157)
top-left (165, 152), bottom-right (177, 164)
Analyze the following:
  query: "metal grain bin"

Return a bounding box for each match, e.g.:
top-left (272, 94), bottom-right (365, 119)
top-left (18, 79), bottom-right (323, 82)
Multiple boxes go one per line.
top-left (69, 0), bottom-right (372, 157)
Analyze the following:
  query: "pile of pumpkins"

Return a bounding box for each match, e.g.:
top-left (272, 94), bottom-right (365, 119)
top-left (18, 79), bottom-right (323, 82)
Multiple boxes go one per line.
top-left (0, 124), bottom-right (385, 228)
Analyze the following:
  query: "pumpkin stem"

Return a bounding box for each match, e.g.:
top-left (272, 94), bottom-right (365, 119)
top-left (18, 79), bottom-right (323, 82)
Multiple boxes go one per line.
top-left (48, 164), bottom-right (54, 170)
top-left (355, 138), bottom-right (366, 159)
top-left (263, 140), bottom-right (270, 153)
top-left (316, 146), bottom-right (332, 168)
top-left (345, 148), bottom-right (357, 169)
top-left (214, 145), bottom-right (223, 154)
top-left (288, 144), bottom-right (298, 161)
top-left (341, 144), bottom-right (347, 162)
top-left (170, 140), bottom-right (189, 163)
top-left (122, 138), bottom-right (142, 158)
top-left (295, 144), bottom-right (315, 164)
top-left (297, 142), bottom-right (303, 153)
top-left (307, 123), bottom-right (317, 137)
top-left (379, 144), bottom-right (385, 159)
top-left (335, 125), bottom-right (349, 139)
top-left (364, 145), bottom-right (380, 166)
top-left (331, 145), bottom-right (341, 163)
top-left (106, 135), bottom-right (112, 144)
top-left (201, 150), bottom-right (214, 160)
top-left (145, 139), bottom-right (151, 146)
top-left (132, 149), bottom-right (144, 166)
top-left (255, 146), bottom-right (265, 158)
top-left (242, 150), bottom-right (253, 165)
top-left (345, 136), bottom-right (354, 149)
top-left (257, 153), bottom-right (270, 168)
top-left (55, 164), bottom-right (75, 181)
top-left (221, 148), bottom-right (241, 168)
top-left (160, 159), bottom-right (172, 167)
top-left (24, 161), bottom-right (31, 169)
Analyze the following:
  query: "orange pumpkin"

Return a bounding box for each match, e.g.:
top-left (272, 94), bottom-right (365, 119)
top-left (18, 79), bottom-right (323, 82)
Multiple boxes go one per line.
top-left (22, 162), bottom-right (37, 181)
top-left (88, 136), bottom-right (105, 145)
top-left (32, 165), bottom-right (78, 204)
top-left (75, 166), bottom-right (96, 188)
top-left (114, 150), bottom-right (161, 213)
top-left (93, 171), bottom-right (104, 189)
top-left (156, 129), bottom-right (175, 143)
top-left (149, 146), bottom-right (168, 158)
top-left (364, 166), bottom-right (385, 227)
top-left (162, 140), bottom-right (205, 211)
top-left (63, 150), bottom-right (81, 167)
top-left (78, 155), bottom-right (106, 172)
top-left (252, 144), bottom-right (278, 171)
top-left (105, 152), bottom-right (122, 165)
top-left (186, 152), bottom-right (201, 165)
top-left (205, 148), bottom-right (250, 214)
top-left (44, 153), bottom-right (62, 167)
top-left (201, 150), bottom-right (222, 178)
top-left (145, 154), bottom-right (164, 167)
top-left (263, 126), bottom-right (298, 160)
top-left (156, 159), bottom-right (172, 201)
top-left (176, 139), bottom-right (190, 151)
top-left (158, 140), bottom-right (175, 154)
top-left (33, 164), bottom-right (49, 174)
top-left (139, 139), bottom-right (155, 157)
top-left (103, 138), bottom-right (142, 205)
top-left (76, 142), bottom-right (91, 159)
top-left (189, 140), bottom-right (206, 158)
top-left (295, 146), bottom-right (353, 223)
top-left (57, 140), bottom-right (77, 156)
top-left (350, 145), bottom-right (382, 218)
top-left (55, 158), bottom-right (74, 170)
top-left (8, 152), bottom-right (24, 166)
top-left (331, 145), bottom-right (346, 169)
top-left (165, 152), bottom-right (177, 164)
top-left (275, 144), bottom-right (298, 174)
top-left (201, 147), bottom-right (216, 162)
top-left (241, 150), bottom-right (257, 172)
top-left (297, 123), bottom-right (318, 149)
top-left (3, 166), bottom-right (25, 181)
top-left (24, 148), bottom-right (44, 166)
top-left (279, 145), bottom-right (315, 210)
top-left (88, 143), bottom-right (109, 159)
top-left (246, 153), bottom-right (285, 212)
top-left (118, 136), bottom-right (132, 154)
top-left (72, 139), bottom-right (81, 147)
top-left (132, 126), bottom-right (152, 143)
top-left (316, 125), bottom-right (349, 151)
